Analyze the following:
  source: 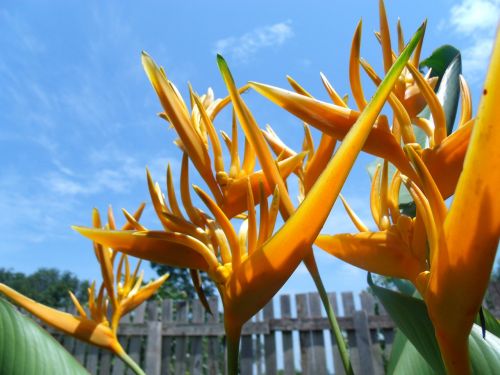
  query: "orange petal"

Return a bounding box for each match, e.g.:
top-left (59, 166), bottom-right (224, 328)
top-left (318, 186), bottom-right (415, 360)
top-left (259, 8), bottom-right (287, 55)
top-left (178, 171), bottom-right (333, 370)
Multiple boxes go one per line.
top-left (315, 229), bottom-right (419, 280)
top-left (73, 227), bottom-right (214, 272)
top-left (349, 20), bottom-right (367, 110)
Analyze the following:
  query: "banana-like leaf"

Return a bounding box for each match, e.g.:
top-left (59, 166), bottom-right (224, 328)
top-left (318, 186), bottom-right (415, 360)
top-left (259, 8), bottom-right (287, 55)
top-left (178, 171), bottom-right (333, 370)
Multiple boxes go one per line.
top-left (370, 274), bottom-right (500, 374)
top-left (475, 307), bottom-right (500, 339)
top-left (388, 330), bottom-right (434, 375)
top-left (419, 45), bottom-right (461, 87)
top-left (0, 296), bottom-right (88, 375)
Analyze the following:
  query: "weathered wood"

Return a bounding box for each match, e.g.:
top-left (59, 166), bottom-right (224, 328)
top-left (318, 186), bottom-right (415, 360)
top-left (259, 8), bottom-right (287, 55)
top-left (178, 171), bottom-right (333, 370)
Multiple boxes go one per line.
top-left (254, 313), bottom-right (264, 375)
top-left (263, 300), bottom-right (277, 375)
top-left (161, 299), bottom-right (173, 375)
top-left (280, 294), bottom-right (295, 375)
top-left (86, 345), bottom-right (99, 373)
top-left (353, 310), bottom-right (375, 375)
top-left (296, 293), bottom-right (313, 375)
top-left (189, 299), bottom-right (204, 375)
top-left (240, 329), bottom-right (253, 375)
top-left (98, 350), bottom-right (112, 375)
top-left (341, 292), bottom-right (359, 374)
top-left (309, 293), bottom-right (327, 375)
top-left (360, 291), bottom-right (375, 315)
top-left (145, 300), bottom-right (162, 375)
top-left (329, 292), bottom-right (345, 375)
top-left (172, 300), bottom-right (188, 374)
top-left (126, 303), bottom-right (146, 374)
top-left (207, 297), bottom-right (221, 375)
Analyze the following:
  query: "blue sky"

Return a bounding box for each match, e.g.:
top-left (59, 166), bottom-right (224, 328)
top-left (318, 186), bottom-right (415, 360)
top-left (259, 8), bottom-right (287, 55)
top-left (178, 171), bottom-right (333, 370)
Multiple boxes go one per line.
top-left (1, 0), bottom-right (498, 300)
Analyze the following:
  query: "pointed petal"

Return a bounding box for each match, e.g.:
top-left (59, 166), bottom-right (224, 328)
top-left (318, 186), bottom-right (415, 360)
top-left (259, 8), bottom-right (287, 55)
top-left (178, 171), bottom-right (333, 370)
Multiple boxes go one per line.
top-left (319, 72), bottom-right (347, 107)
top-left (0, 283), bottom-right (122, 354)
top-left (422, 120), bottom-right (472, 199)
top-left (458, 75), bottom-right (472, 128)
top-left (426, 32), bottom-right (500, 373)
top-left (315, 229), bottom-right (420, 280)
top-left (287, 75), bottom-right (313, 97)
top-left (379, 0), bottom-right (394, 73)
top-left (221, 152), bottom-right (305, 218)
top-left (349, 20), bottom-right (367, 110)
top-left (226, 26), bottom-right (425, 322)
top-left (249, 81), bottom-right (417, 181)
top-left (73, 227), bottom-right (214, 272)
top-left (303, 134), bottom-right (336, 193)
top-left (121, 273), bottom-right (169, 316)
top-left (340, 195), bottom-right (370, 232)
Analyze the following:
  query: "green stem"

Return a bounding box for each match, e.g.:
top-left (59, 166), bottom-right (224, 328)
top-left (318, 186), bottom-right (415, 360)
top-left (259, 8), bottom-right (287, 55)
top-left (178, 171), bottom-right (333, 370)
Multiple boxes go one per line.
top-left (305, 253), bottom-right (355, 375)
top-left (119, 350), bottom-right (146, 375)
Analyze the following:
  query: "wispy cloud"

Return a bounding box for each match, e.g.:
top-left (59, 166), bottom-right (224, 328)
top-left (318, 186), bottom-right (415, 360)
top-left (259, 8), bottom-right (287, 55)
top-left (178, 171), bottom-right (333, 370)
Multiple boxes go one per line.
top-left (213, 21), bottom-right (293, 62)
top-left (442, 0), bottom-right (500, 82)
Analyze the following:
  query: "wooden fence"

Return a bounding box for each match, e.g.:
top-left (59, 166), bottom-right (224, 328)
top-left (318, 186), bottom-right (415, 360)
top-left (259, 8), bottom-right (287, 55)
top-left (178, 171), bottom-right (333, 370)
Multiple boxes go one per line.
top-left (47, 290), bottom-right (394, 375)
top-left (47, 283), bottom-right (500, 375)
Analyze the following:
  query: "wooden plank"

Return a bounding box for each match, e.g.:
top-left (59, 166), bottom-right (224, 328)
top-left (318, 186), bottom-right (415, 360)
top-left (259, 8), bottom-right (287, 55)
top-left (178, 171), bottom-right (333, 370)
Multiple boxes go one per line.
top-left (254, 312), bottom-right (264, 375)
top-left (161, 299), bottom-right (173, 375)
top-left (98, 350), bottom-right (112, 375)
top-left (341, 292), bottom-right (359, 374)
top-left (296, 293), bottom-right (313, 375)
top-left (189, 299), bottom-right (204, 375)
top-left (207, 297), bottom-right (222, 375)
top-left (240, 329), bottom-right (253, 375)
top-left (353, 310), bottom-right (375, 375)
top-left (145, 300), bottom-right (162, 375)
top-left (280, 295), bottom-right (295, 375)
top-left (263, 300), bottom-right (277, 375)
top-left (360, 291), bottom-right (375, 315)
top-left (86, 345), bottom-right (99, 373)
top-left (173, 300), bottom-right (188, 374)
top-left (308, 293), bottom-right (327, 375)
top-left (328, 292), bottom-right (345, 375)
top-left (126, 303), bottom-right (146, 374)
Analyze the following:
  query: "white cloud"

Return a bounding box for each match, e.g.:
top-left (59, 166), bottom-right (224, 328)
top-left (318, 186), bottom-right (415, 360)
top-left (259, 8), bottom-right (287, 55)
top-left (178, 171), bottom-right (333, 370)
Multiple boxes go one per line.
top-left (213, 21), bottom-right (293, 62)
top-left (444, 0), bottom-right (500, 82)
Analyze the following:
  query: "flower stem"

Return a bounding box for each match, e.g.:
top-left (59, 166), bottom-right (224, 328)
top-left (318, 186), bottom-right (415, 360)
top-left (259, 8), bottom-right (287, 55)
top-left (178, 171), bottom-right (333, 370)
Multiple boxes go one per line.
top-left (119, 351), bottom-right (146, 375)
top-left (225, 322), bottom-right (242, 375)
top-left (305, 253), bottom-right (354, 375)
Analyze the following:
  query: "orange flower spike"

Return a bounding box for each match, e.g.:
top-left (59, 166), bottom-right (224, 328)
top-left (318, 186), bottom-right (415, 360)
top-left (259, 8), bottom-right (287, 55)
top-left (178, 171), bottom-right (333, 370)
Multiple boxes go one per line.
top-left (379, 0), bottom-right (394, 74)
top-left (319, 72), bottom-right (348, 107)
top-left (142, 52), bottom-right (223, 204)
top-left (425, 31), bottom-right (500, 375)
top-left (262, 125), bottom-right (297, 159)
top-left (458, 75), bottom-right (472, 128)
top-left (166, 164), bottom-right (183, 218)
top-left (246, 179), bottom-right (257, 255)
top-left (257, 183), bottom-right (270, 247)
top-left (379, 160), bottom-right (391, 230)
top-left (190, 86), bottom-right (225, 175)
top-left (180, 153), bottom-right (204, 227)
top-left (303, 133), bottom-right (336, 192)
top-left (411, 19), bottom-right (427, 67)
top-left (0, 284), bottom-right (123, 355)
top-left (340, 194), bottom-right (370, 232)
top-left (406, 61), bottom-right (447, 145)
top-left (370, 164), bottom-right (382, 227)
top-left (122, 208), bottom-right (147, 231)
top-left (219, 24), bottom-right (425, 319)
top-left (360, 58), bottom-right (416, 144)
top-left (120, 273), bottom-right (170, 317)
top-left (388, 171), bottom-right (402, 223)
top-left (315, 229), bottom-right (420, 281)
top-left (229, 111), bottom-right (241, 178)
top-left (248, 81), bottom-right (417, 181)
top-left (397, 18), bottom-right (404, 55)
top-left (349, 20), bottom-right (367, 110)
top-left (287, 75), bottom-right (313, 97)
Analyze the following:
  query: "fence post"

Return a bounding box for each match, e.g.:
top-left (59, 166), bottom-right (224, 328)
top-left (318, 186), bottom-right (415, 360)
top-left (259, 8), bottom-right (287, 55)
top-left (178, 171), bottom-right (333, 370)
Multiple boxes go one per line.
top-left (190, 299), bottom-right (204, 375)
top-left (207, 297), bottom-right (222, 375)
top-left (341, 292), bottom-right (359, 374)
top-left (161, 299), bottom-right (173, 375)
top-left (173, 300), bottom-right (188, 374)
top-left (353, 310), bottom-right (375, 375)
top-left (145, 300), bottom-right (162, 375)
top-left (263, 300), bottom-right (277, 375)
top-left (280, 294), bottom-right (295, 375)
top-left (126, 303), bottom-right (146, 374)
top-left (296, 293), bottom-right (314, 375)
top-left (308, 292), bottom-right (327, 375)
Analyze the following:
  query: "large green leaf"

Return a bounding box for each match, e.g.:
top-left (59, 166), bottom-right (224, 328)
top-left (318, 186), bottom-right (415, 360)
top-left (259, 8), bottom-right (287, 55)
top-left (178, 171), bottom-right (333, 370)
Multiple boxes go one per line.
top-left (370, 274), bottom-right (500, 374)
top-left (475, 307), bottom-right (500, 338)
top-left (388, 330), bottom-right (434, 375)
top-left (0, 296), bottom-right (88, 375)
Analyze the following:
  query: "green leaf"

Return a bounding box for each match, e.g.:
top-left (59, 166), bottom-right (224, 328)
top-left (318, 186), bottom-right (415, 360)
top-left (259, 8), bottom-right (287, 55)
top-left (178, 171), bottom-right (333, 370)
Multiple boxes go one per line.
top-left (368, 273), bottom-right (446, 373)
top-left (370, 275), bottom-right (500, 374)
top-left (0, 296), bottom-right (88, 375)
top-left (388, 330), bottom-right (434, 375)
top-left (419, 45), bottom-right (460, 87)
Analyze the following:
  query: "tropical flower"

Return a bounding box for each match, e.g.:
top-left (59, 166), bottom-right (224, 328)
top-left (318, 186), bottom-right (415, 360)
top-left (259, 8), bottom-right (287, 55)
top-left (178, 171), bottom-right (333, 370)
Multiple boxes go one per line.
top-left (74, 25), bottom-right (424, 374)
top-left (0, 206), bottom-right (168, 375)
top-left (315, 28), bottom-right (500, 375)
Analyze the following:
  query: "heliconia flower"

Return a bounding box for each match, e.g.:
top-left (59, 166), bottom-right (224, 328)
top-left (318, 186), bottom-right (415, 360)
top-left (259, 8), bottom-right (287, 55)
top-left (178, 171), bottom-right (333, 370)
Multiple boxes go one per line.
top-left (1, 206), bottom-right (168, 375)
top-left (317, 30), bottom-right (500, 374)
top-left (74, 26), bottom-right (424, 374)
top-left (141, 53), bottom-right (303, 219)
top-left (249, 0), bottom-right (473, 201)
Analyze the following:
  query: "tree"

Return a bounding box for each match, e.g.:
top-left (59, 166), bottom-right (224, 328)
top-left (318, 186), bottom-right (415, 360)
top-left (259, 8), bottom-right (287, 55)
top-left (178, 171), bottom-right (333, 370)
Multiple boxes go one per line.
top-left (150, 263), bottom-right (216, 300)
top-left (0, 268), bottom-right (90, 309)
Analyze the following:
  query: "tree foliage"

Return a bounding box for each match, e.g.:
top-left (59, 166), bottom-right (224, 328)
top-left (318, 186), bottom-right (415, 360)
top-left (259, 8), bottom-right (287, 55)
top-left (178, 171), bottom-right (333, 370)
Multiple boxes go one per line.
top-left (0, 268), bottom-right (89, 309)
